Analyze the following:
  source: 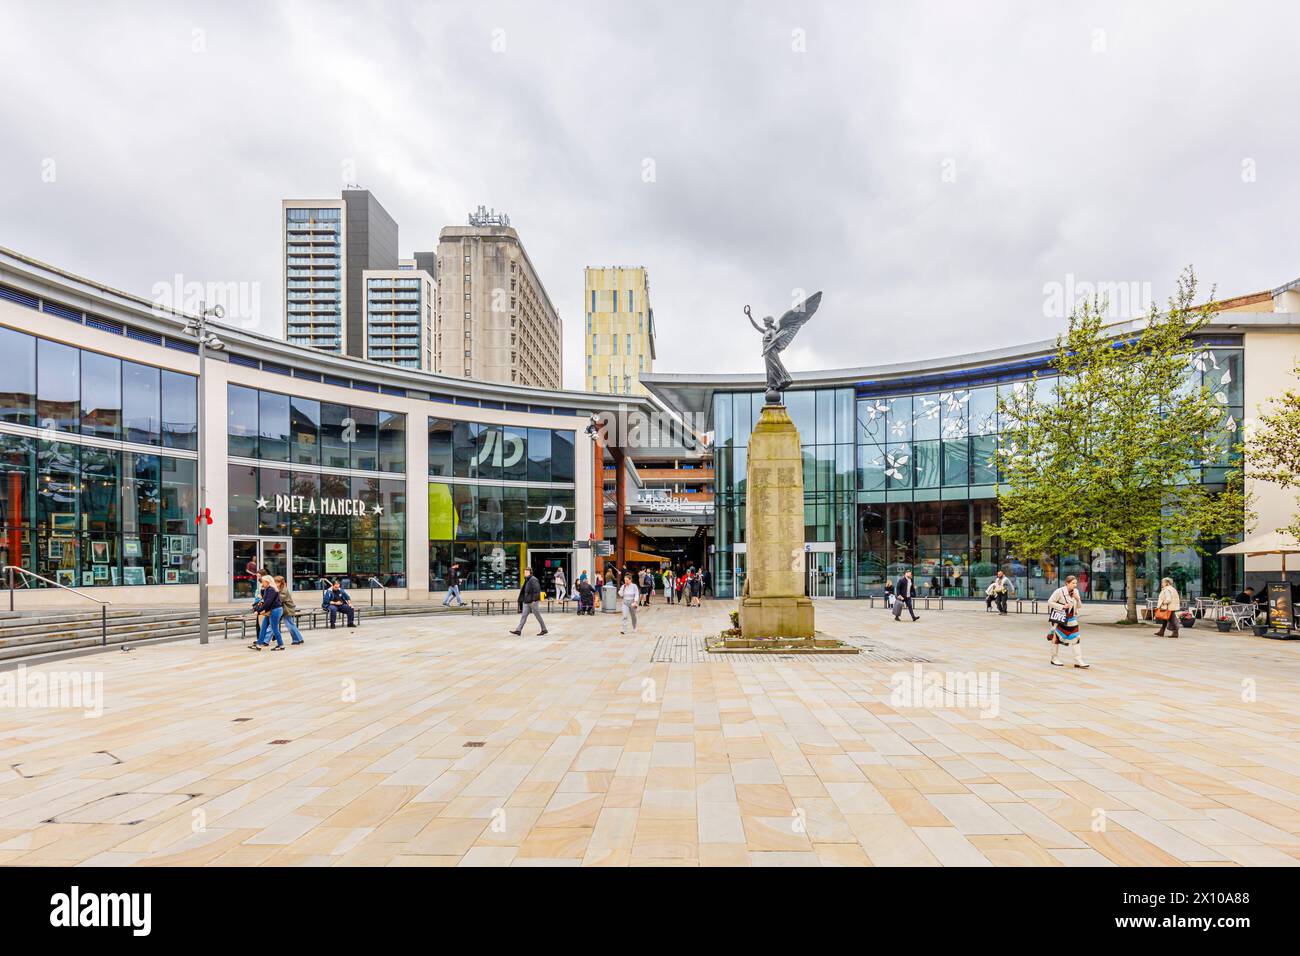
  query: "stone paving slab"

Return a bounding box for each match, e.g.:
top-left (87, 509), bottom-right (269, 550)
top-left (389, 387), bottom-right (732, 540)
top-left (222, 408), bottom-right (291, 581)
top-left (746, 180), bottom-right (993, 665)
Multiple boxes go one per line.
top-left (1, 600), bottom-right (1298, 867)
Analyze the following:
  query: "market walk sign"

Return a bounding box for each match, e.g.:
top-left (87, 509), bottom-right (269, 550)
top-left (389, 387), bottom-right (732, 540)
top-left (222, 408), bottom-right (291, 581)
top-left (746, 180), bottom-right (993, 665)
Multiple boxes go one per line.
top-left (256, 494), bottom-right (383, 516)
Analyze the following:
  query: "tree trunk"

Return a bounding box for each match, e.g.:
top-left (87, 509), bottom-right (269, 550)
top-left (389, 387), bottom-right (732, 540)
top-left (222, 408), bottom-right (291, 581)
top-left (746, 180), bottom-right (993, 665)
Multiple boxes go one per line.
top-left (1124, 551), bottom-right (1138, 624)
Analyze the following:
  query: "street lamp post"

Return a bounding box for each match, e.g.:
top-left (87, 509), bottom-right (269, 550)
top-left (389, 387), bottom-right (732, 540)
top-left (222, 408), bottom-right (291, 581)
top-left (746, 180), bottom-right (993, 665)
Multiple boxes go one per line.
top-left (184, 304), bottom-right (225, 645)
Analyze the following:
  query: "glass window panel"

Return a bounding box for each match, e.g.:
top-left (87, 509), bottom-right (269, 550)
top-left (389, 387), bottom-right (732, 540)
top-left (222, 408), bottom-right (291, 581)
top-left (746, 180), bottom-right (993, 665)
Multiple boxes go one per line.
top-left (885, 442), bottom-right (912, 489)
top-left (378, 410), bottom-right (405, 473)
top-left (478, 484), bottom-right (503, 541)
top-left (379, 478), bottom-right (405, 538)
top-left (971, 435), bottom-right (997, 485)
top-left (858, 397), bottom-right (890, 444)
top-left (161, 370), bottom-right (197, 450)
top-left (226, 384), bottom-right (259, 457)
top-left (80, 350), bottom-right (121, 440)
top-left (121, 452), bottom-right (159, 535)
top-left (527, 487), bottom-right (550, 542)
top-left (318, 472), bottom-right (350, 537)
top-left (320, 403), bottom-right (350, 469)
top-left (968, 386), bottom-right (997, 436)
top-left (258, 390), bottom-right (290, 462)
top-left (913, 393), bottom-right (941, 441)
top-left (887, 395), bottom-right (912, 443)
top-left (940, 389), bottom-right (969, 440)
top-left (0, 326), bottom-right (36, 425)
top-left (122, 361), bottom-right (160, 445)
top-left (349, 406), bottom-right (378, 471)
top-left (835, 388), bottom-right (854, 444)
top-left (351, 476), bottom-right (379, 540)
top-left (914, 441), bottom-right (941, 488)
top-left (527, 428), bottom-right (551, 482)
top-left (942, 439), bottom-right (970, 486)
top-left (427, 417), bottom-right (454, 477)
top-left (503, 486), bottom-right (527, 540)
top-left (288, 471), bottom-right (319, 538)
top-left (836, 443), bottom-right (855, 493)
top-left (227, 464), bottom-right (257, 536)
top-left (452, 421), bottom-right (479, 478)
top-left (732, 392), bottom-right (751, 447)
top-left (258, 468), bottom-right (290, 536)
top-left (290, 397), bottom-right (320, 465)
top-left (857, 444), bottom-right (886, 492)
top-left (453, 483), bottom-right (477, 540)
top-left (37, 440), bottom-right (81, 531)
top-left (714, 393), bottom-right (733, 447)
top-left (550, 430), bottom-right (575, 483)
top-left (815, 390), bottom-right (834, 445)
top-left (79, 447), bottom-right (119, 534)
top-left (37, 339), bottom-right (79, 432)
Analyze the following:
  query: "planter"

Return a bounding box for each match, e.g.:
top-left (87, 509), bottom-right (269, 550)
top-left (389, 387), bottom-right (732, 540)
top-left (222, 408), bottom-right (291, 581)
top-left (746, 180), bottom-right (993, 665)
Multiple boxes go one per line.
top-left (1254, 624), bottom-right (1269, 637)
top-left (1216, 620), bottom-right (1232, 632)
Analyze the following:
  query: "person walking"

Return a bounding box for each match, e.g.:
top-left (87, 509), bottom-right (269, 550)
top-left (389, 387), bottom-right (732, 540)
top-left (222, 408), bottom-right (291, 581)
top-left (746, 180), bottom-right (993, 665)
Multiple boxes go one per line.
top-left (1048, 574), bottom-right (1089, 667)
top-left (1153, 576), bottom-right (1182, 638)
top-left (510, 567), bottom-right (548, 636)
top-left (893, 569), bottom-right (919, 621)
top-left (442, 563), bottom-right (465, 607)
top-left (691, 571), bottom-right (702, 607)
top-left (985, 570), bottom-right (1011, 614)
top-left (273, 575), bottom-right (306, 645)
top-left (552, 567), bottom-right (566, 603)
top-left (640, 569), bottom-right (652, 606)
top-left (702, 567), bottom-right (712, 597)
top-left (250, 574), bottom-right (285, 650)
top-left (618, 572), bottom-right (640, 634)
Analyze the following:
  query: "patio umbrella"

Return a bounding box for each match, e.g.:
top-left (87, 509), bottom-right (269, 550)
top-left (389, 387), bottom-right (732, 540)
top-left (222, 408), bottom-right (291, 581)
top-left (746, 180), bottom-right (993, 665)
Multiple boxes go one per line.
top-left (1217, 530), bottom-right (1300, 579)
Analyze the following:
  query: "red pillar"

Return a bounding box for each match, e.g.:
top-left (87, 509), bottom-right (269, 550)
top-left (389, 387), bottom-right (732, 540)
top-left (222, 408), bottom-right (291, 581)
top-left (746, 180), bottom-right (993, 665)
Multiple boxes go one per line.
top-left (611, 446), bottom-right (627, 571)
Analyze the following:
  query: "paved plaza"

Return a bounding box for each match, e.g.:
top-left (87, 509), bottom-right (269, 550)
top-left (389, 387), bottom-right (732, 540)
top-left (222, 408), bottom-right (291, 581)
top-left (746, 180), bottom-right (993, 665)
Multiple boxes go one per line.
top-left (2, 599), bottom-right (1299, 867)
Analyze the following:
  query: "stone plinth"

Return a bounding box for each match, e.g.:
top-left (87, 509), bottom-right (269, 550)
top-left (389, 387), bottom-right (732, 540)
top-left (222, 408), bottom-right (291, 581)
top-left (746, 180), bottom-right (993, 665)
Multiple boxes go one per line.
top-left (739, 404), bottom-right (814, 639)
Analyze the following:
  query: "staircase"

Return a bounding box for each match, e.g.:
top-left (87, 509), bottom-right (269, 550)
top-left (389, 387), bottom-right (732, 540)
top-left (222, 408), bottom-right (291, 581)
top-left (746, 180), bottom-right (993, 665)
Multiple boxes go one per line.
top-left (0, 601), bottom-right (467, 667)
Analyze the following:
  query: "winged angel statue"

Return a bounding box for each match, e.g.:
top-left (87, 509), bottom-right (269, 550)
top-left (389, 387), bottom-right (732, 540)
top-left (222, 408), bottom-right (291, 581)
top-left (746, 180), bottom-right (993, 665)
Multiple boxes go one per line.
top-left (745, 291), bottom-right (822, 404)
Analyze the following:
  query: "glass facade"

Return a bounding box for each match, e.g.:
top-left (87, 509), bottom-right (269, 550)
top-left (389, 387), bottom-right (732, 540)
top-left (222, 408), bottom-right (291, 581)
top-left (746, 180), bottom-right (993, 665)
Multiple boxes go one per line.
top-left (712, 342), bottom-right (1245, 601)
top-left (428, 416), bottom-right (577, 590)
top-left (227, 385), bottom-right (408, 588)
top-left (0, 327), bottom-right (199, 587)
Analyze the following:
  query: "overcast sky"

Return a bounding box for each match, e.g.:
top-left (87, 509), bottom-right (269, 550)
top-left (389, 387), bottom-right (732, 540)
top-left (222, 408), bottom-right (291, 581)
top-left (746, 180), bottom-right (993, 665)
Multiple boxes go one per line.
top-left (2, 0), bottom-right (1298, 387)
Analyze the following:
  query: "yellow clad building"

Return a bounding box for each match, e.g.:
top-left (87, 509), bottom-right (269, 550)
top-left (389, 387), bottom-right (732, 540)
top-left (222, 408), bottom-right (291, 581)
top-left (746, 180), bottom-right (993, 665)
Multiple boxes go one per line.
top-left (583, 266), bottom-right (656, 395)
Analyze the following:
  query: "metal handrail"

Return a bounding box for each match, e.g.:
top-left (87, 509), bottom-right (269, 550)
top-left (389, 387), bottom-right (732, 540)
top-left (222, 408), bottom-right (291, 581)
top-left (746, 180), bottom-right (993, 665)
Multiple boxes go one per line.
top-left (4, 565), bottom-right (113, 646)
top-left (367, 576), bottom-right (388, 616)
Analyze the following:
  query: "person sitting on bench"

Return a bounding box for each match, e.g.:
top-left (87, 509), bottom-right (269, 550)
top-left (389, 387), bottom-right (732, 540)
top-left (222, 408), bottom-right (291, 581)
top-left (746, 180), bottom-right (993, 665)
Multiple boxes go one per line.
top-left (322, 580), bottom-right (356, 627)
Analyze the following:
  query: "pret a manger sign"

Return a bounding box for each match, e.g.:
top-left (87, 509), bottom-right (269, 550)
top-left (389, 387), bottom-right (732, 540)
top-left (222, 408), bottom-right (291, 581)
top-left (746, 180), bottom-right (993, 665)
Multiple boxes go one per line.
top-left (256, 494), bottom-right (383, 516)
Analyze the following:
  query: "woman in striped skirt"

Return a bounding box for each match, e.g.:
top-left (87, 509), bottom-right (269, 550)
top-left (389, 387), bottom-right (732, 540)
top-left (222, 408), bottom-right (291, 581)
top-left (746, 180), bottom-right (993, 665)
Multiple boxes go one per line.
top-left (1047, 574), bottom-right (1089, 668)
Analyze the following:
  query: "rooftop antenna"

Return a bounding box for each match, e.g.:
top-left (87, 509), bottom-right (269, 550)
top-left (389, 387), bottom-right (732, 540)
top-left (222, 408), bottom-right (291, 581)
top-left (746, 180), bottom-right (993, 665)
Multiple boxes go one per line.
top-left (468, 204), bottom-right (510, 227)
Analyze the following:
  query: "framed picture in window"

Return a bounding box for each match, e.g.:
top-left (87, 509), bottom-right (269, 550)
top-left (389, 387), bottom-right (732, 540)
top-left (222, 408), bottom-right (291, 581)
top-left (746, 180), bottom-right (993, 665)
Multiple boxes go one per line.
top-left (91, 541), bottom-right (109, 564)
top-left (164, 569), bottom-right (179, 584)
top-left (51, 514), bottom-right (77, 536)
top-left (123, 567), bottom-right (146, 587)
top-left (123, 538), bottom-right (142, 559)
top-left (48, 540), bottom-right (63, 560)
top-left (82, 571), bottom-right (96, 587)
top-left (93, 565), bottom-right (109, 582)
top-left (55, 569), bottom-right (75, 588)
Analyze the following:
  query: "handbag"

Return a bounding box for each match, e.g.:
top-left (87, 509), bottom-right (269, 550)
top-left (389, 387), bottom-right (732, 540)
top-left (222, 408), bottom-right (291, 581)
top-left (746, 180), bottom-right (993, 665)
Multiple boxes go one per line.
top-left (1048, 607), bottom-right (1069, 625)
top-left (1154, 608), bottom-right (1172, 621)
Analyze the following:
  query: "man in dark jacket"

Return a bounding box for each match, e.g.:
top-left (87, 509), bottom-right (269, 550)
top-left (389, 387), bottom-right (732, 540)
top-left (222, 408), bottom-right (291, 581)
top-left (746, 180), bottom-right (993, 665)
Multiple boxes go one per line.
top-left (893, 569), bottom-right (919, 622)
top-left (322, 580), bottom-right (356, 627)
top-left (510, 568), bottom-right (548, 636)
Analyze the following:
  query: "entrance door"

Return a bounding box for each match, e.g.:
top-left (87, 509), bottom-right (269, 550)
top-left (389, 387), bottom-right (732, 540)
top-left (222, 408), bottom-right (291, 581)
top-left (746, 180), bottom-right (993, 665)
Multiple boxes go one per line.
top-left (232, 539), bottom-right (259, 600)
top-left (231, 538), bottom-right (293, 600)
top-left (805, 544), bottom-right (836, 599)
top-left (529, 549), bottom-right (572, 599)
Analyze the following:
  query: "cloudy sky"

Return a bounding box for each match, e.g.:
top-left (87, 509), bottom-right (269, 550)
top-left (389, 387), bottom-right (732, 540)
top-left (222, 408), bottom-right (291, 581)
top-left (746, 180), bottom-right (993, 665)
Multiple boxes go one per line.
top-left (2, 0), bottom-right (1298, 386)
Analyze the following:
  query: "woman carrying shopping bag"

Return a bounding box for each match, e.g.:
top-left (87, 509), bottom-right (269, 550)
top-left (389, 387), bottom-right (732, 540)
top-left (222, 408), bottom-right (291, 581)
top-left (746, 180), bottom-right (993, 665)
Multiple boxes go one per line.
top-left (1153, 576), bottom-right (1182, 638)
top-left (1047, 574), bottom-right (1088, 668)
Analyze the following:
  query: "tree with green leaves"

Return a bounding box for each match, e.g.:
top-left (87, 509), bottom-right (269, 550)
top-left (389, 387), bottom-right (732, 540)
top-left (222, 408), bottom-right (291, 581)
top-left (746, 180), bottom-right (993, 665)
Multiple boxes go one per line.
top-left (1246, 361), bottom-right (1300, 538)
top-left (993, 268), bottom-right (1249, 623)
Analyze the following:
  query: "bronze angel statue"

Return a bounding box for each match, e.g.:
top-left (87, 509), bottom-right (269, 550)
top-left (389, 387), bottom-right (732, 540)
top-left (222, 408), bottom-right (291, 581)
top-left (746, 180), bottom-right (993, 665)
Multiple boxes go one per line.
top-left (746, 291), bottom-right (822, 403)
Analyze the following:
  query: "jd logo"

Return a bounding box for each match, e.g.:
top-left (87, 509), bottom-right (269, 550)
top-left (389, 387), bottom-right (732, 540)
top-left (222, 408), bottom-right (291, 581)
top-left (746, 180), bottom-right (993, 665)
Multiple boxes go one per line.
top-left (534, 505), bottom-right (568, 524)
top-left (475, 430), bottom-right (524, 468)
